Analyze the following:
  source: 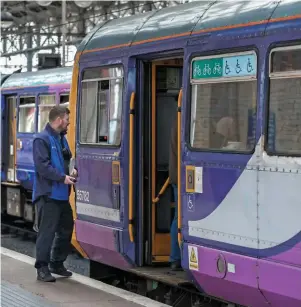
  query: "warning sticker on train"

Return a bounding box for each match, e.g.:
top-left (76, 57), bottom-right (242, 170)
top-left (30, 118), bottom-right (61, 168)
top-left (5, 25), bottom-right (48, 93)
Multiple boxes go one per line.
top-left (188, 245), bottom-right (199, 271)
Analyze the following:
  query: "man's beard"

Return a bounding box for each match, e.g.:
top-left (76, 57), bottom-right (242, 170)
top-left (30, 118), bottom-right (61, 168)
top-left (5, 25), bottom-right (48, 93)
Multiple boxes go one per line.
top-left (59, 125), bottom-right (68, 135)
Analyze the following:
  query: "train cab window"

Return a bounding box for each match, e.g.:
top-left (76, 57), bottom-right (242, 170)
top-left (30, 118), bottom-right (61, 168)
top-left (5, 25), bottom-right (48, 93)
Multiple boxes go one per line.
top-left (18, 97), bottom-right (35, 133)
top-left (38, 95), bottom-right (56, 132)
top-left (190, 52), bottom-right (257, 152)
top-left (80, 66), bottom-right (123, 145)
top-left (60, 93), bottom-right (69, 107)
top-left (267, 46), bottom-right (301, 155)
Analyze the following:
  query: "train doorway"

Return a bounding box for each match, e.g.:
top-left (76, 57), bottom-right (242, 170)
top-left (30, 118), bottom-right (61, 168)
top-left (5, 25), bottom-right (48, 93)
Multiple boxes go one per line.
top-left (141, 58), bottom-right (183, 265)
top-left (3, 96), bottom-right (17, 183)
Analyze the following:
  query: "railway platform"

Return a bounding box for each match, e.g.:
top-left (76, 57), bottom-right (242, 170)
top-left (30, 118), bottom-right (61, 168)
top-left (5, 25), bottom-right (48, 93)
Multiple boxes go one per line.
top-left (1, 248), bottom-right (168, 307)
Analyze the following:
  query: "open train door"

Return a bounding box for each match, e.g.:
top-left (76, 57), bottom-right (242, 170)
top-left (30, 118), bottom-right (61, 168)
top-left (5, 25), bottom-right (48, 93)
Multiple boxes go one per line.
top-left (137, 58), bottom-right (183, 266)
top-left (1, 94), bottom-right (19, 219)
top-left (2, 96), bottom-right (17, 184)
top-left (71, 57), bottom-right (138, 268)
top-left (150, 60), bottom-right (183, 264)
top-left (1, 75), bottom-right (10, 181)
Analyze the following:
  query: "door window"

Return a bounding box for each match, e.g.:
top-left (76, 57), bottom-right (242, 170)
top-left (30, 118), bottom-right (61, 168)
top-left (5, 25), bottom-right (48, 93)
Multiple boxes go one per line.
top-left (18, 97), bottom-right (35, 133)
top-left (38, 95), bottom-right (56, 132)
top-left (79, 66), bottom-right (123, 146)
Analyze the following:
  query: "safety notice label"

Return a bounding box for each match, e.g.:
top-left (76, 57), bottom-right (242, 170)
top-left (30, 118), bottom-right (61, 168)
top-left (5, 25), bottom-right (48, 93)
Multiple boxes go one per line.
top-left (188, 245), bottom-right (199, 271)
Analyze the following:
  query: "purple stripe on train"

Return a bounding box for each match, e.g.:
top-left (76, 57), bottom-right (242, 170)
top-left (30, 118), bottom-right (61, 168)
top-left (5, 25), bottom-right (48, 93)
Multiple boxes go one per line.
top-left (183, 243), bottom-right (301, 307)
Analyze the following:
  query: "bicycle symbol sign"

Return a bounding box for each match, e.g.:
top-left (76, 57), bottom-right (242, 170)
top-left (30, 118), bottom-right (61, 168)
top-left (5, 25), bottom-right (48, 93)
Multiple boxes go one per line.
top-left (192, 58), bottom-right (223, 79)
top-left (192, 53), bottom-right (256, 80)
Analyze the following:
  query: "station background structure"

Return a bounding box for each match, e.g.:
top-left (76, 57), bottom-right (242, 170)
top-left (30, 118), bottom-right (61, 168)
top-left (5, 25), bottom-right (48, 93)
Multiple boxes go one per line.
top-left (1, 0), bottom-right (190, 74)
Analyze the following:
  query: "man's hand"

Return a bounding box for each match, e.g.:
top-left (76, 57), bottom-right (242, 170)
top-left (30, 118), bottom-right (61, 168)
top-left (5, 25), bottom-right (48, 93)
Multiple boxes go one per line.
top-left (70, 168), bottom-right (78, 178)
top-left (64, 175), bottom-right (76, 185)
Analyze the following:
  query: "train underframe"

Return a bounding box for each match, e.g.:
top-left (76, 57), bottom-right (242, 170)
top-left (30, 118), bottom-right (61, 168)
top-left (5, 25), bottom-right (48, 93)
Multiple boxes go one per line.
top-left (1, 183), bottom-right (35, 227)
top-left (89, 259), bottom-right (240, 307)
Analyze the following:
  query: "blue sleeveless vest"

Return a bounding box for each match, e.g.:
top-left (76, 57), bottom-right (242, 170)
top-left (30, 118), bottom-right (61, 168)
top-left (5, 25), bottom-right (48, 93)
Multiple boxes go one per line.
top-left (33, 132), bottom-right (70, 202)
top-left (48, 135), bottom-right (69, 201)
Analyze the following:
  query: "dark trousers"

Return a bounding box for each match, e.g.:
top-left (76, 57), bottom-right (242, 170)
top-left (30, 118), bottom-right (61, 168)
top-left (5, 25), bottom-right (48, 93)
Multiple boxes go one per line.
top-left (34, 196), bottom-right (74, 269)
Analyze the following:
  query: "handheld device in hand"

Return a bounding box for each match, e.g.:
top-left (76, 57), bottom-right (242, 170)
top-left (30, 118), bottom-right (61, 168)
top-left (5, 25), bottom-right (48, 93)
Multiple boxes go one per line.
top-left (69, 158), bottom-right (76, 176)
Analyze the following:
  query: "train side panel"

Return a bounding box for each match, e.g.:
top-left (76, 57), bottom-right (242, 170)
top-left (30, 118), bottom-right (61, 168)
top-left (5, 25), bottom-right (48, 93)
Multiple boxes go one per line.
top-left (69, 1), bottom-right (301, 306)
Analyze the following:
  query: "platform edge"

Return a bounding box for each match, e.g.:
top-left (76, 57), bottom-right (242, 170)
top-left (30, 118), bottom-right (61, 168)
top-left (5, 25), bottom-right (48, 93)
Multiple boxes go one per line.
top-left (1, 247), bottom-right (169, 307)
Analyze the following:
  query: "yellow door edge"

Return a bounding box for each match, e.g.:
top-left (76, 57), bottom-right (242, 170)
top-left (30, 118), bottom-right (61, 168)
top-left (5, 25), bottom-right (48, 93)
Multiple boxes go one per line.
top-left (68, 54), bottom-right (88, 259)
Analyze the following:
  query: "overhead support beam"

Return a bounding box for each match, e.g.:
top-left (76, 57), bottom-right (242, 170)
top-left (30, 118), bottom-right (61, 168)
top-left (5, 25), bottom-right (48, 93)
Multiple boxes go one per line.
top-left (2, 31), bottom-right (85, 37)
top-left (1, 39), bottom-right (82, 57)
top-left (26, 28), bottom-right (33, 72)
top-left (62, 0), bottom-right (67, 66)
top-left (0, 1), bottom-right (184, 73)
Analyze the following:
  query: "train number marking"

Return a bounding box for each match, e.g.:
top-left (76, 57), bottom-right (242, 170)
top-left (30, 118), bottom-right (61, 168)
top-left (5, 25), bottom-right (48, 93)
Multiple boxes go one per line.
top-left (77, 190), bottom-right (90, 203)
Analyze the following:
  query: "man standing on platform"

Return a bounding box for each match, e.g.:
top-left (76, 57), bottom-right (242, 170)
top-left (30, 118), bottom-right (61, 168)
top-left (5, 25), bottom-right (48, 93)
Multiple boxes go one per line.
top-left (33, 106), bottom-right (77, 282)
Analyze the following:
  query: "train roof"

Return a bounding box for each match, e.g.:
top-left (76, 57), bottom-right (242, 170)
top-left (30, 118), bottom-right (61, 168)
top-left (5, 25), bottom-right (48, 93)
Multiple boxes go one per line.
top-left (1, 74), bottom-right (9, 85)
top-left (78, 0), bottom-right (301, 54)
top-left (1, 66), bottom-right (73, 90)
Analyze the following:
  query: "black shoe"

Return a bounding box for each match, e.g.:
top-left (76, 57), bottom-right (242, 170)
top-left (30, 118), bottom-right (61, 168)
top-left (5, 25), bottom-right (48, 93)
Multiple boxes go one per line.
top-left (170, 260), bottom-right (182, 271)
top-left (37, 266), bottom-right (56, 282)
top-left (49, 265), bottom-right (72, 277)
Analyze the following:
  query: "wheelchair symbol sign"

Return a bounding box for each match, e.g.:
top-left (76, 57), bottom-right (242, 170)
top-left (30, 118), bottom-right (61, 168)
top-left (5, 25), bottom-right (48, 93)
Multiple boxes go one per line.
top-left (187, 194), bottom-right (195, 212)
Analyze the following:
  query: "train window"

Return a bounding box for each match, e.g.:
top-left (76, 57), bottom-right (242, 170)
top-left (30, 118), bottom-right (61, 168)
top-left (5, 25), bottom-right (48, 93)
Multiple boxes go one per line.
top-left (60, 93), bottom-right (69, 107)
top-left (80, 66), bottom-right (123, 145)
top-left (267, 46), bottom-right (301, 155)
top-left (190, 51), bottom-right (257, 152)
top-left (38, 95), bottom-right (56, 132)
top-left (82, 66), bottom-right (123, 80)
top-left (18, 97), bottom-right (35, 133)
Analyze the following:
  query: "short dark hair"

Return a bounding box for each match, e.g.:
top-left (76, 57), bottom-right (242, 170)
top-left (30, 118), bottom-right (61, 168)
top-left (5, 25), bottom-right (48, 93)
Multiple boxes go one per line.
top-left (48, 106), bottom-right (70, 122)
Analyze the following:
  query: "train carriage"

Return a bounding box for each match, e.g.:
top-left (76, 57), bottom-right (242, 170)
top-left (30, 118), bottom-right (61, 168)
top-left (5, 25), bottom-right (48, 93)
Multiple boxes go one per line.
top-left (1, 0), bottom-right (301, 306)
top-left (1, 67), bottom-right (72, 224)
top-left (69, 1), bottom-right (301, 306)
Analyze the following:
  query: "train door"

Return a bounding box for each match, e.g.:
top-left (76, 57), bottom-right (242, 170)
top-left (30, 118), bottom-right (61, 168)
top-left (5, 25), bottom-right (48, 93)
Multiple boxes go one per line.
top-left (142, 58), bottom-right (183, 264)
top-left (4, 96), bottom-right (17, 182)
top-left (75, 62), bottom-right (137, 265)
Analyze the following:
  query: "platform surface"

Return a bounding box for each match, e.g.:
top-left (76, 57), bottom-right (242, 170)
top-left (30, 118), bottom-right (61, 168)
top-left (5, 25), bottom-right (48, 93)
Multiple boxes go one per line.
top-left (1, 248), bottom-right (169, 307)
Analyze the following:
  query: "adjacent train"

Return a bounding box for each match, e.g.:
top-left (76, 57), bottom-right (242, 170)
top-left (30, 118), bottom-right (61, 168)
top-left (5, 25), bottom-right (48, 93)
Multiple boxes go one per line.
top-left (1, 0), bottom-right (301, 306)
top-left (1, 67), bottom-right (72, 223)
top-left (1, 67), bottom-right (86, 254)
